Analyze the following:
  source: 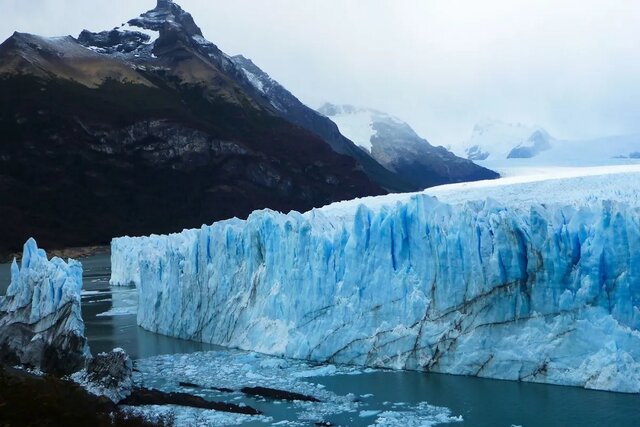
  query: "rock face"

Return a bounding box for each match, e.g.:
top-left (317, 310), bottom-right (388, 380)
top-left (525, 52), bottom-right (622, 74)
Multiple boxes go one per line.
top-left (0, 239), bottom-right (90, 376)
top-left (318, 104), bottom-right (499, 190)
top-left (111, 170), bottom-right (640, 393)
top-left (71, 348), bottom-right (133, 403)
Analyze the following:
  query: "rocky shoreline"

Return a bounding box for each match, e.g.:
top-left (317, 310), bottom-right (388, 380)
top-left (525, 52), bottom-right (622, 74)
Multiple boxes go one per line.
top-left (0, 364), bottom-right (170, 426)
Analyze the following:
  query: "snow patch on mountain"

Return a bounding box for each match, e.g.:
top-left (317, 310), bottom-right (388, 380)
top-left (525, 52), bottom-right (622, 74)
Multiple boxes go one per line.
top-left (117, 23), bottom-right (160, 45)
top-left (317, 104), bottom-right (399, 153)
top-left (318, 103), bottom-right (499, 190)
top-left (240, 68), bottom-right (265, 93)
top-left (329, 110), bottom-right (377, 152)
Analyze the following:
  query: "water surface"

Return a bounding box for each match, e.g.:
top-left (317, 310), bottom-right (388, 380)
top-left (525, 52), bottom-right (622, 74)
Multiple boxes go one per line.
top-left (1, 254), bottom-right (639, 426)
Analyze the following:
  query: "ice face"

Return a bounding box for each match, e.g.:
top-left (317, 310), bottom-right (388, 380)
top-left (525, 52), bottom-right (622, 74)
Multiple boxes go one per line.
top-left (0, 238), bottom-right (90, 374)
top-left (111, 169), bottom-right (640, 393)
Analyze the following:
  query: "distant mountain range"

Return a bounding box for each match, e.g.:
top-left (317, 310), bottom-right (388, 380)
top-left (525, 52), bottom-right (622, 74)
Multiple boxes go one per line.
top-left (453, 119), bottom-right (640, 165)
top-left (0, 0), bottom-right (497, 257)
top-left (318, 104), bottom-right (498, 189)
top-left (454, 119), bottom-right (554, 161)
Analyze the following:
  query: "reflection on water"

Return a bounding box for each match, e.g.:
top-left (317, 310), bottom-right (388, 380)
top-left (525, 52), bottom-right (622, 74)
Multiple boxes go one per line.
top-left (2, 253), bottom-right (640, 426)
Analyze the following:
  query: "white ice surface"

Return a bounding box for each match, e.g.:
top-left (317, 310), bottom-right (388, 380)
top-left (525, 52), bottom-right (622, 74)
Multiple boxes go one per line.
top-left (321, 164), bottom-right (640, 216)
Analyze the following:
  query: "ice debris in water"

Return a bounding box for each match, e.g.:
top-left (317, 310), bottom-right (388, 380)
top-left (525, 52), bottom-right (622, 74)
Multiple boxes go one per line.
top-left (131, 350), bottom-right (462, 425)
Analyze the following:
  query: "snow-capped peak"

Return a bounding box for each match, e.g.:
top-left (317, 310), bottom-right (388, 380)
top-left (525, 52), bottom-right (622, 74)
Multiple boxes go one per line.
top-left (457, 119), bottom-right (552, 161)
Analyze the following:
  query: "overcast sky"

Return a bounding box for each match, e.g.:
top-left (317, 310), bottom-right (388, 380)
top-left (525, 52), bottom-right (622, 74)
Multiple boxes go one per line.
top-left (1, 0), bottom-right (639, 146)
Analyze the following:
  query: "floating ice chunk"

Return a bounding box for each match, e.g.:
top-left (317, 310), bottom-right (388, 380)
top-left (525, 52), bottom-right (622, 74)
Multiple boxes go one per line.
top-left (132, 350), bottom-right (461, 425)
top-left (372, 402), bottom-right (463, 426)
top-left (122, 404), bottom-right (271, 426)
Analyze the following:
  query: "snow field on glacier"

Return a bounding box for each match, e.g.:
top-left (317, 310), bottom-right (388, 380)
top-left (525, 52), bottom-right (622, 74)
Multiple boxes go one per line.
top-left (111, 165), bottom-right (640, 392)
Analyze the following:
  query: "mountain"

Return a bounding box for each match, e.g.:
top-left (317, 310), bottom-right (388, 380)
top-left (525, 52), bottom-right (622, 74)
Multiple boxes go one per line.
top-left (453, 119), bottom-right (640, 168)
top-left (0, 0), bottom-right (384, 257)
top-left (318, 104), bottom-right (499, 189)
top-left (228, 56), bottom-right (413, 192)
top-left (78, 4), bottom-right (412, 193)
top-left (455, 119), bottom-right (554, 161)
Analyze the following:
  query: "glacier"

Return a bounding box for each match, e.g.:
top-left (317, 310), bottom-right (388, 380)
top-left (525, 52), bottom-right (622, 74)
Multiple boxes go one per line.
top-left (111, 166), bottom-right (640, 393)
top-left (0, 238), bottom-right (90, 375)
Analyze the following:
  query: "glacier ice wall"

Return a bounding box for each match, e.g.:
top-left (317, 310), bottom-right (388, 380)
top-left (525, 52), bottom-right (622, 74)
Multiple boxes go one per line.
top-left (112, 179), bottom-right (640, 393)
top-left (0, 238), bottom-right (90, 374)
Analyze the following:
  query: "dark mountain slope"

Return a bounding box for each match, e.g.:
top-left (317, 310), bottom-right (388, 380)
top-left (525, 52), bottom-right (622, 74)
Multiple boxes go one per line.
top-left (319, 104), bottom-right (500, 189)
top-left (230, 55), bottom-right (412, 192)
top-left (0, 32), bottom-right (381, 257)
top-left (0, 0), bottom-right (497, 257)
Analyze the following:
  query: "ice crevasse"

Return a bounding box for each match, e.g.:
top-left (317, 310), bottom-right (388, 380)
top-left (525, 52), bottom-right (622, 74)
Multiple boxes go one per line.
top-left (111, 169), bottom-right (640, 393)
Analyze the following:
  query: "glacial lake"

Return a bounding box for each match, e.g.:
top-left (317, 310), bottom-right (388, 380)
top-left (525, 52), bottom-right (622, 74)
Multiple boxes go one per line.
top-left (1, 254), bottom-right (639, 426)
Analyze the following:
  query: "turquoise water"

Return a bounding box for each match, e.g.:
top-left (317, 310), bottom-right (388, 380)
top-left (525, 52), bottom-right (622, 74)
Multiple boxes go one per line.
top-left (316, 371), bottom-right (640, 426)
top-left (1, 254), bottom-right (639, 426)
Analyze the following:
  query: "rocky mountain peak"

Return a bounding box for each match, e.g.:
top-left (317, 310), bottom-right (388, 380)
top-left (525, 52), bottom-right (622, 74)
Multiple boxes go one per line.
top-left (77, 0), bottom-right (218, 62)
top-left (130, 0), bottom-right (202, 37)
